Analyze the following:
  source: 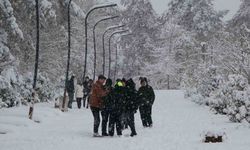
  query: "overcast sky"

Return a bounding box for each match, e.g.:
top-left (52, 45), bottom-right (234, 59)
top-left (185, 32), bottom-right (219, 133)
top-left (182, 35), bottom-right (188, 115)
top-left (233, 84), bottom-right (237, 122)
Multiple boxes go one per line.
top-left (106, 0), bottom-right (242, 21)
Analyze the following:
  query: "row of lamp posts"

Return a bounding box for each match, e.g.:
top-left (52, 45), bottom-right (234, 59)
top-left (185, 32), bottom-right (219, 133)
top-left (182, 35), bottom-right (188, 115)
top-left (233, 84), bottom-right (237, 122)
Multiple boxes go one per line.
top-left (93, 16), bottom-right (119, 81)
top-left (29, 0), bottom-right (130, 118)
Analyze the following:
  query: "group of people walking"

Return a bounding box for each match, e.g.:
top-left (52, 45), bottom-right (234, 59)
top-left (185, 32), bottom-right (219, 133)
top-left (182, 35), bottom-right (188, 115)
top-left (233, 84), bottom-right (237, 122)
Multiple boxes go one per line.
top-left (66, 75), bottom-right (93, 109)
top-left (66, 74), bottom-right (155, 137)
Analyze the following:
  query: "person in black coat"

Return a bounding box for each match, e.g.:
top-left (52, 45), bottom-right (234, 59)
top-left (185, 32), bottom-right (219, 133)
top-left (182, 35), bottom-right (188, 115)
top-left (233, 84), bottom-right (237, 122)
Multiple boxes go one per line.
top-left (124, 78), bottom-right (139, 136)
top-left (82, 76), bottom-right (90, 108)
top-left (66, 75), bottom-right (75, 109)
top-left (101, 78), bottom-right (113, 136)
top-left (120, 78), bottom-right (128, 130)
top-left (108, 80), bottom-right (125, 136)
top-left (138, 77), bottom-right (155, 127)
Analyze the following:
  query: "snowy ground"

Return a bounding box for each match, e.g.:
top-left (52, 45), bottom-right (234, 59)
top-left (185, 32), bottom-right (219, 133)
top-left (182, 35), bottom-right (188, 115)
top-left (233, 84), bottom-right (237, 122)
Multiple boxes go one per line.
top-left (0, 90), bottom-right (250, 150)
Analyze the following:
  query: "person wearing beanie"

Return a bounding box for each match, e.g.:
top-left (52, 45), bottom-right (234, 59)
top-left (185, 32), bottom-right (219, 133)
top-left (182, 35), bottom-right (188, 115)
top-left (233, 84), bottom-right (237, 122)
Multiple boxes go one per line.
top-left (66, 75), bottom-right (75, 109)
top-left (124, 78), bottom-right (139, 137)
top-left (138, 77), bottom-right (155, 128)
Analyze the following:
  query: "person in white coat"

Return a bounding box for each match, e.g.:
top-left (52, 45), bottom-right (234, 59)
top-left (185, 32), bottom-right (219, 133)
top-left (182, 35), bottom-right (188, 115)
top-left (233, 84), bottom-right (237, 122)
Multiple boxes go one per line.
top-left (76, 84), bottom-right (84, 109)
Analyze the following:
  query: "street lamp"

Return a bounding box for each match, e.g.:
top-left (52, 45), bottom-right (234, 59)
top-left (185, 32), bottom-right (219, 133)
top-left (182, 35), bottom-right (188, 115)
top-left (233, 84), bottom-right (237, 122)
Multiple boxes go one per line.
top-left (108, 30), bottom-right (130, 78)
top-left (29, 0), bottom-right (40, 119)
top-left (62, 0), bottom-right (72, 112)
top-left (102, 25), bottom-right (125, 75)
top-left (83, 3), bottom-right (117, 79)
top-left (93, 15), bottom-right (119, 81)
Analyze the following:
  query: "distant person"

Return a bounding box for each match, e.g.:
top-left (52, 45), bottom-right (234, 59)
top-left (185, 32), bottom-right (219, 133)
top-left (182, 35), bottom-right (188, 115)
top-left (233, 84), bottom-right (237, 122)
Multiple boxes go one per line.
top-left (101, 78), bottom-right (113, 136)
top-left (66, 75), bottom-right (75, 109)
top-left (108, 80), bottom-right (125, 137)
top-left (138, 77), bottom-right (155, 127)
top-left (85, 79), bottom-right (93, 108)
top-left (75, 83), bottom-right (83, 109)
top-left (124, 78), bottom-right (139, 136)
top-left (82, 76), bottom-right (90, 108)
top-left (89, 75), bottom-right (108, 137)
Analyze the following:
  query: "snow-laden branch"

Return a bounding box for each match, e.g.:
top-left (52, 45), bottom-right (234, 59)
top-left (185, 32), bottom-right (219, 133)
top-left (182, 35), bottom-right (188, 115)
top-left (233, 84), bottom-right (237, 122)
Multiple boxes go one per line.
top-left (0, 0), bottom-right (24, 39)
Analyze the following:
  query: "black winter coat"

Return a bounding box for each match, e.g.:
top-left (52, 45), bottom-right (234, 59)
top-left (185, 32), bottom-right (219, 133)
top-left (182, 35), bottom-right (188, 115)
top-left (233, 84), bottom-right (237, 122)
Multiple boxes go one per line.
top-left (66, 78), bottom-right (75, 93)
top-left (138, 85), bottom-right (155, 106)
top-left (102, 86), bottom-right (113, 111)
top-left (124, 86), bottom-right (139, 113)
top-left (83, 81), bottom-right (92, 95)
top-left (108, 86), bottom-right (126, 114)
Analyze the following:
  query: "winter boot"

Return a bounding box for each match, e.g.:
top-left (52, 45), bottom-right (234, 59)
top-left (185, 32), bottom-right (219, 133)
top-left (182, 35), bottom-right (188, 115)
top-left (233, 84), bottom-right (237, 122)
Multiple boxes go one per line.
top-left (102, 133), bottom-right (109, 136)
top-left (130, 132), bottom-right (137, 137)
top-left (93, 133), bottom-right (102, 137)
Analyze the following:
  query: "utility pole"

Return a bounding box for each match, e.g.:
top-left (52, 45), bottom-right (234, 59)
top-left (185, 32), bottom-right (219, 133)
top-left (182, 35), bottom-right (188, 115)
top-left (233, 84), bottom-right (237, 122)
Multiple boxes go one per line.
top-left (29, 0), bottom-right (40, 119)
top-left (62, 0), bottom-right (72, 112)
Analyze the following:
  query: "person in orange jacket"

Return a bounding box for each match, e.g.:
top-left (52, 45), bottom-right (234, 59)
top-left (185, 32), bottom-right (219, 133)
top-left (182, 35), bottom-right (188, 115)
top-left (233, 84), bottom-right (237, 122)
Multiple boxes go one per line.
top-left (89, 75), bottom-right (108, 137)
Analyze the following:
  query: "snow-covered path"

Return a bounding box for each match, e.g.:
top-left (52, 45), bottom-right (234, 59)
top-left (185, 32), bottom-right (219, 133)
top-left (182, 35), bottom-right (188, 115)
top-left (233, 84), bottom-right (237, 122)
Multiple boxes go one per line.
top-left (0, 90), bottom-right (250, 150)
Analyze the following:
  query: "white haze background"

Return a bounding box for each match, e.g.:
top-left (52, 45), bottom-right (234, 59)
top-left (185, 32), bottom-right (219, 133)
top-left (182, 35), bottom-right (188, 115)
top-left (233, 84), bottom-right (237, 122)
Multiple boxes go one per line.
top-left (107, 0), bottom-right (241, 20)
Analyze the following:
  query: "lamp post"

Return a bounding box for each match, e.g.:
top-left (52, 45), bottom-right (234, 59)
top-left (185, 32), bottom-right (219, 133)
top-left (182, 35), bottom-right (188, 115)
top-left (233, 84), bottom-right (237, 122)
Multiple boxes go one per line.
top-left (102, 25), bottom-right (125, 75)
top-left (29, 0), bottom-right (40, 119)
top-left (62, 0), bottom-right (72, 112)
top-left (108, 30), bottom-right (129, 78)
top-left (83, 3), bottom-right (117, 79)
top-left (93, 15), bottom-right (119, 81)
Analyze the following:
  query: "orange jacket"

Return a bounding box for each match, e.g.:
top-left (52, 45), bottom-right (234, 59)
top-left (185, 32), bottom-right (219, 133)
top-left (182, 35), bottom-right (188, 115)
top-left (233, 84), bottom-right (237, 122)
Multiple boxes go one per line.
top-left (89, 81), bottom-right (107, 108)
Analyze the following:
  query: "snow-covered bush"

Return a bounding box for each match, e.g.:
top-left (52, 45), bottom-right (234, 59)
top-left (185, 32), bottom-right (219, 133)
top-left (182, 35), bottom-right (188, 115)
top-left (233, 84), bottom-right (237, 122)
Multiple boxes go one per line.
top-left (54, 75), bottom-right (65, 98)
top-left (20, 72), bottom-right (56, 104)
top-left (0, 88), bottom-right (19, 107)
top-left (216, 75), bottom-right (250, 123)
top-left (0, 67), bottom-right (22, 108)
top-left (184, 86), bottom-right (204, 105)
top-left (197, 66), bottom-right (222, 99)
top-left (187, 72), bottom-right (250, 123)
top-left (185, 66), bottom-right (223, 105)
top-left (0, 69), bottom-right (56, 108)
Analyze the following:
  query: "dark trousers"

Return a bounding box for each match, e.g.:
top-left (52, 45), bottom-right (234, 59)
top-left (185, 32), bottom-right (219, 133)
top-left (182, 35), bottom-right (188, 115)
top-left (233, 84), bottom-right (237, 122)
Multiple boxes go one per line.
top-left (101, 109), bottom-right (110, 134)
top-left (68, 92), bottom-right (74, 108)
top-left (139, 105), bottom-right (153, 127)
top-left (91, 107), bottom-right (101, 133)
top-left (108, 111), bottom-right (122, 136)
top-left (83, 94), bottom-right (89, 108)
top-left (76, 98), bottom-right (82, 109)
top-left (121, 112), bottom-right (128, 130)
top-left (127, 112), bottom-right (137, 134)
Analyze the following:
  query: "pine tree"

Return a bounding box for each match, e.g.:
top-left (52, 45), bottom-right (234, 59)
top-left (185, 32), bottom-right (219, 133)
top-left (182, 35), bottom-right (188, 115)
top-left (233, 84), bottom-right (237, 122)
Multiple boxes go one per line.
top-left (229, 0), bottom-right (250, 83)
top-left (119, 0), bottom-right (159, 78)
top-left (166, 0), bottom-right (227, 40)
top-left (231, 0), bottom-right (250, 27)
